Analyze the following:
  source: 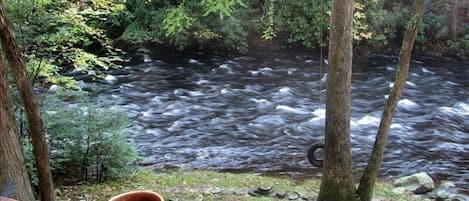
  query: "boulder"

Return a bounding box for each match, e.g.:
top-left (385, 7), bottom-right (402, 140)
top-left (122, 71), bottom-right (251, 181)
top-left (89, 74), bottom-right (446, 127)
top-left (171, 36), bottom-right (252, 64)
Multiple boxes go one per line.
top-left (434, 181), bottom-right (469, 201)
top-left (436, 181), bottom-right (456, 200)
top-left (394, 172), bottom-right (434, 194)
top-left (391, 187), bottom-right (407, 194)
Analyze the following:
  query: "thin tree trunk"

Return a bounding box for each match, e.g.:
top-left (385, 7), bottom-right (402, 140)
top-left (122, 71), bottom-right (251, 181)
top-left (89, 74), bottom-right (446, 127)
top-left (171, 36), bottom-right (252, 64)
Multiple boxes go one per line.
top-left (0, 52), bottom-right (35, 201)
top-left (0, 2), bottom-right (56, 201)
top-left (450, 0), bottom-right (458, 40)
top-left (357, 1), bottom-right (425, 201)
top-left (316, 0), bottom-right (357, 200)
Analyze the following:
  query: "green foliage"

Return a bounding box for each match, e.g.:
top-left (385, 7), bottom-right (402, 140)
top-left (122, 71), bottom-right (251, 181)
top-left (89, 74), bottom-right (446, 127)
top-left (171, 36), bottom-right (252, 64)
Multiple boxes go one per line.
top-left (361, 0), bottom-right (468, 57)
top-left (447, 31), bottom-right (469, 59)
top-left (200, 0), bottom-right (246, 19)
top-left (279, 0), bottom-right (330, 48)
top-left (5, 0), bottom-right (124, 88)
top-left (7, 0), bottom-right (468, 59)
top-left (261, 0), bottom-right (276, 41)
top-left (120, 0), bottom-right (252, 52)
top-left (353, 2), bottom-right (373, 41)
top-left (25, 57), bottom-right (78, 89)
top-left (24, 89), bottom-right (140, 183)
top-left (118, 0), bottom-right (467, 57)
top-left (163, 5), bottom-right (196, 37)
top-left (161, 5), bottom-right (196, 49)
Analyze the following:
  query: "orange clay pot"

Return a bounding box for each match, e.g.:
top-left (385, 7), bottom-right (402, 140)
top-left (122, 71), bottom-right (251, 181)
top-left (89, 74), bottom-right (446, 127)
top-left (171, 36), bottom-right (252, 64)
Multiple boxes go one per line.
top-left (0, 197), bottom-right (17, 201)
top-left (108, 191), bottom-right (164, 201)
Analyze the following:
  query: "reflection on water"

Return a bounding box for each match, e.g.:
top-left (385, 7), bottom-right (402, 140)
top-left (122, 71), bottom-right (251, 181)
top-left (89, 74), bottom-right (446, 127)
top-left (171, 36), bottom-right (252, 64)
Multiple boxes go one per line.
top-left (104, 52), bottom-right (468, 194)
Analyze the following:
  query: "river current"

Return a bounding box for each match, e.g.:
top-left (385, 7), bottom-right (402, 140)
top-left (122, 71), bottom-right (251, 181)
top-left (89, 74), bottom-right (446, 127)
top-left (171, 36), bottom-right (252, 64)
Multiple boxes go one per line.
top-left (103, 51), bottom-right (468, 194)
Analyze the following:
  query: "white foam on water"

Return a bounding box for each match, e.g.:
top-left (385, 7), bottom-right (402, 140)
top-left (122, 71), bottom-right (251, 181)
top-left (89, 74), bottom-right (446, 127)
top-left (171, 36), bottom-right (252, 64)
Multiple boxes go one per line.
top-left (248, 70), bottom-right (260, 75)
top-left (249, 98), bottom-right (270, 104)
top-left (311, 108), bottom-right (325, 118)
top-left (398, 99), bottom-right (419, 109)
top-left (411, 72), bottom-right (420, 77)
top-left (308, 117), bottom-right (325, 127)
top-left (220, 88), bottom-right (230, 94)
top-left (122, 83), bottom-right (134, 88)
top-left (196, 79), bottom-right (210, 85)
top-left (189, 91), bottom-right (204, 96)
top-left (422, 67), bottom-right (434, 74)
top-left (151, 96), bottom-right (162, 103)
top-left (219, 64), bottom-right (229, 69)
top-left (275, 105), bottom-right (310, 114)
top-left (145, 129), bottom-right (162, 136)
top-left (445, 81), bottom-right (459, 86)
top-left (167, 121), bottom-right (183, 132)
top-left (218, 64), bottom-right (234, 74)
top-left (260, 67), bottom-right (273, 72)
top-left (141, 110), bottom-right (152, 117)
top-left (162, 109), bottom-right (186, 116)
top-left (390, 123), bottom-right (403, 129)
top-left (352, 115), bottom-right (380, 127)
top-left (143, 54), bottom-right (152, 63)
top-left (253, 115), bottom-right (286, 125)
top-left (249, 67), bottom-right (273, 76)
top-left (287, 68), bottom-right (297, 75)
top-left (173, 89), bottom-right (187, 96)
top-left (406, 81), bottom-right (417, 88)
top-left (439, 102), bottom-right (469, 116)
top-left (386, 81), bottom-right (417, 89)
top-left (104, 75), bottom-right (117, 83)
top-left (458, 102), bottom-right (469, 115)
top-left (320, 73), bottom-right (327, 82)
top-left (279, 87), bottom-right (291, 94)
top-left (189, 59), bottom-right (200, 64)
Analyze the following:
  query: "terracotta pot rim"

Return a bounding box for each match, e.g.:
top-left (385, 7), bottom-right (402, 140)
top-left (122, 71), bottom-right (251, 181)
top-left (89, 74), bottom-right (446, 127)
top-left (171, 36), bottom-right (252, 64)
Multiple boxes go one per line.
top-left (0, 197), bottom-right (18, 201)
top-left (108, 190), bottom-right (164, 201)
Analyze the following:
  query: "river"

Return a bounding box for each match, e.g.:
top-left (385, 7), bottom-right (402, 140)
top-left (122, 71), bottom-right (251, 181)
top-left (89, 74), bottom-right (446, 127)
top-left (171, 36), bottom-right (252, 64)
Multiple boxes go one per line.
top-left (102, 51), bottom-right (468, 194)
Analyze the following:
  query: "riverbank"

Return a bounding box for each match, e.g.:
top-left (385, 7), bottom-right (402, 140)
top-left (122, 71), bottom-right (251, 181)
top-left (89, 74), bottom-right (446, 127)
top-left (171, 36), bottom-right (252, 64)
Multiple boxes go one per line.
top-left (56, 170), bottom-right (424, 201)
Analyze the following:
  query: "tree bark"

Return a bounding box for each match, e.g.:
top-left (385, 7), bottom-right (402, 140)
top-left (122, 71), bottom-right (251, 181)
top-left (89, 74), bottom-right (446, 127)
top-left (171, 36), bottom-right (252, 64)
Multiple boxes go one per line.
top-left (450, 0), bottom-right (458, 40)
top-left (0, 2), bottom-right (56, 201)
top-left (316, 0), bottom-right (357, 201)
top-left (357, 1), bottom-right (425, 201)
top-left (0, 52), bottom-right (35, 201)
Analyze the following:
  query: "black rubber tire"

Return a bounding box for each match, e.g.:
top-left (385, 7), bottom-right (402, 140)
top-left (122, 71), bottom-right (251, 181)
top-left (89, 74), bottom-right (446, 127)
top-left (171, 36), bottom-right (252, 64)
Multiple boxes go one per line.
top-left (307, 142), bottom-right (324, 167)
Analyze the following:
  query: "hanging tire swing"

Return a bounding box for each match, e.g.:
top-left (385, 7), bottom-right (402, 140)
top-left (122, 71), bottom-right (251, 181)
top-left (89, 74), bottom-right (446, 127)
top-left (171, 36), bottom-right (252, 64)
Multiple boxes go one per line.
top-left (307, 141), bottom-right (324, 167)
top-left (307, 0), bottom-right (326, 168)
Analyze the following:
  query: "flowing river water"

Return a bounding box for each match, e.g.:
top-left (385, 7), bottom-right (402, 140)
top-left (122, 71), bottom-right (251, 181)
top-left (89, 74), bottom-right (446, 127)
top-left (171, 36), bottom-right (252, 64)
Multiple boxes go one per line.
top-left (101, 51), bottom-right (468, 194)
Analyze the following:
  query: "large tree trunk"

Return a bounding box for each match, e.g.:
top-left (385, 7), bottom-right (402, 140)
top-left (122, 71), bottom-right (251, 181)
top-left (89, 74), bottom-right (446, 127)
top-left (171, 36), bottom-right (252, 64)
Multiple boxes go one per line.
top-left (357, 1), bottom-right (425, 201)
top-left (0, 2), bottom-right (56, 201)
top-left (316, 0), bottom-right (357, 201)
top-left (0, 53), bottom-right (35, 201)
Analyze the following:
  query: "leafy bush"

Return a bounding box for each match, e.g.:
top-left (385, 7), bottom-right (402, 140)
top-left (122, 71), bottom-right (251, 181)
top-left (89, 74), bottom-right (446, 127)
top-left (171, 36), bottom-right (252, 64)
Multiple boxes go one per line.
top-left (24, 89), bottom-right (140, 183)
top-left (5, 0), bottom-right (124, 88)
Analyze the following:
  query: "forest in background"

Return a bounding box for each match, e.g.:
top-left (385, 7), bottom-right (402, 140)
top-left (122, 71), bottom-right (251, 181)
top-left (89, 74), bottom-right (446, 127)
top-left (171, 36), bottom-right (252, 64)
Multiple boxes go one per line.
top-left (4, 0), bottom-right (468, 89)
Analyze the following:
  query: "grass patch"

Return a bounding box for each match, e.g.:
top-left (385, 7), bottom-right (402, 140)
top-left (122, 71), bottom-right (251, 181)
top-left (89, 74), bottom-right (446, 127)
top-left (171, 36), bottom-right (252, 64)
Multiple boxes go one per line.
top-left (57, 170), bottom-right (424, 201)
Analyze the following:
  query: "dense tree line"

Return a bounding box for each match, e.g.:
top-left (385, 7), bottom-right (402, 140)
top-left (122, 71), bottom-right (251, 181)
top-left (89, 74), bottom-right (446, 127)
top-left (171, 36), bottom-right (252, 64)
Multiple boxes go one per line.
top-left (120, 0), bottom-right (467, 56)
top-left (4, 0), bottom-right (468, 62)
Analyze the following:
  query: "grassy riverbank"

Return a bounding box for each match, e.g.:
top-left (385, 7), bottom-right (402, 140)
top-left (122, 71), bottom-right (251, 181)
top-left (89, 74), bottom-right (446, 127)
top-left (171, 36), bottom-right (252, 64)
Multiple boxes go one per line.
top-left (57, 170), bottom-right (424, 201)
